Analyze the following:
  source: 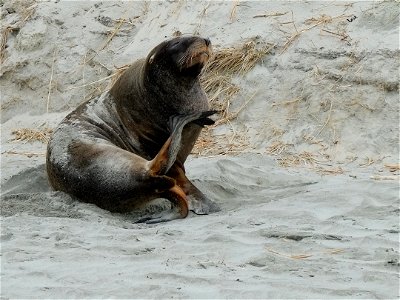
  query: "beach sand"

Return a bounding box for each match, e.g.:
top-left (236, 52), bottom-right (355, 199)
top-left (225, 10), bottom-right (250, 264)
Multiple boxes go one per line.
top-left (1, 1), bottom-right (399, 298)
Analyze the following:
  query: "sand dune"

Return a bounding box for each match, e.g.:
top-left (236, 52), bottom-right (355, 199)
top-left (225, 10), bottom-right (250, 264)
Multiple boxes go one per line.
top-left (1, 1), bottom-right (399, 299)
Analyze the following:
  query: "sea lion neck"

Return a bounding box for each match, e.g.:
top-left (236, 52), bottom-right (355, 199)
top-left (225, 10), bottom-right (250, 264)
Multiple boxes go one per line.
top-left (144, 65), bottom-right (206, 117)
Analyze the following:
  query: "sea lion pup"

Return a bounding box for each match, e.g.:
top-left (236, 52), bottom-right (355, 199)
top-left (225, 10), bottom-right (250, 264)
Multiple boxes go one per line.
top-left (46, 36), bottom-right (219, 223)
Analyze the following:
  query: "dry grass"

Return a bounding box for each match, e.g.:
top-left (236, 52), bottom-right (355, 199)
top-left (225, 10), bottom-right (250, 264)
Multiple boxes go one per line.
top-left (320, 28), bottom-right (351, 44)
top-left (0, 27), bottom-right (14, 64)
top-left (271, 97), bottom-right (302, 107)
top-left (370, 175), bottom-right (399, 181)
top-left (304, 14), bottom-right (349, 26)
top-left (230, 0), bottom-right (240, 22)
top-left (193, 39), bottom-right (274, 155)
top-left (77, 15), bottom-right (136, 79)
top-left (194, 3), bottom-right (210, 35)
top-left (384, 164), bottom-right (400, 173)
top-left (266, 141), bottom-right (290, 156)
top-left (201, 39), bottom-right (274, 118)
top-left (316, 97), bottom-right (334, 137)
top-left (109, 64), bottom-right (131, 87)
top-left (11, 127), bottom-right (53, 143)
top-left (3, 151), bottom-right (46, 158)
top-left (303, 134), bottom-right (328, 151)
top-left (66, 63), bottom-right (129, 107)
top-left (271, 126), bottom-right (285, 137)
top-left (266, 247), bottom-right (344, 260)
top-left (280, 12), bottom-right (351, 54)
top-left (359, 157), bottom-right (375, 167)
top-left (266, 141), bottom-right (336, 171)
top-left (315, 166), bottom-right (344, 175)
top-left (100, 17), bottom-right (127, 51)
top-left (254, 11), bottom-right (288, 18)
top-left (275, 152), bottom-right (341, 174)
top-left (1, 2), bottom-right (37, 64)
top-left (203, 39), bottom-right (273, 77)
top-left (216, 89), bottom-right (259, 125)
top-left (266, 142), bottom-right (316, 167)
top-left (192, 126), bottom-right (253, 157)
top-left (277, 151), bottom-right (319, 168)
top-left (46, 47), bottom-right (58, 113)
top-left (266, 248), bottom-right (312, 259)
top-left (192, 127), bottom-right (218, 156)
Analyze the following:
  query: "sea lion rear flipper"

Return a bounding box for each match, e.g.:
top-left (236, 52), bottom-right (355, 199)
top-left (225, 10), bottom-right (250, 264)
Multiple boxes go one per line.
top-left (167, 164), bottom-right (221, 215)
top-left (136, 184), bottom-right (188, 224)
top-left (148, 137), bottom-right (172, 176)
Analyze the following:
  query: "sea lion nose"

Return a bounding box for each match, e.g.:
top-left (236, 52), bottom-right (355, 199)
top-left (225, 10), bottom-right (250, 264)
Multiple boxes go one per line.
top-left (204, 38), bottom-right (211, 47)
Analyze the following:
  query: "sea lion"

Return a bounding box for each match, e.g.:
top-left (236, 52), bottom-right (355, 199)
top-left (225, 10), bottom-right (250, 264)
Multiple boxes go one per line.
top-left (46, 36), bottom-right (219, 223)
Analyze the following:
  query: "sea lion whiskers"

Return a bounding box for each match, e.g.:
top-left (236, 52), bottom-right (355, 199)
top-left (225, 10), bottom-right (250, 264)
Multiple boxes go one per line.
top-left (184, 49), bottom-right (211, 69)
top-left (178, 40), bottom-right (212, 70)
top-left (178, 53), bottom-right (190, 71)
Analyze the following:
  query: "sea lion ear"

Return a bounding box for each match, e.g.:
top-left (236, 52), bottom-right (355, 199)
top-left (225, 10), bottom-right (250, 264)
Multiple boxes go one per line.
top-left (147, 40), bottom-right (169, 65)
top-left (148, 53), bottom-right (156, 64)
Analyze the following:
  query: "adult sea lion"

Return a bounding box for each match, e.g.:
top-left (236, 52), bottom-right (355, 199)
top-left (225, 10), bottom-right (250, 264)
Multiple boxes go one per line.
top-left (46, 36), bottom-right (219, 223)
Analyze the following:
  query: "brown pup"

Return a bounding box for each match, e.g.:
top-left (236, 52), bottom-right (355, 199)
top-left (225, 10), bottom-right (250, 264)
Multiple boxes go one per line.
top-left (46, 36), bottom-right (219, 223)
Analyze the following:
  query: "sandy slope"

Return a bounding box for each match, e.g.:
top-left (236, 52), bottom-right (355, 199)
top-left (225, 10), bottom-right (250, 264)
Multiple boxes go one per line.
top-left (1, 1), bottom-right (399, 299)
top-left (2, 156), bottom-right (399, 299)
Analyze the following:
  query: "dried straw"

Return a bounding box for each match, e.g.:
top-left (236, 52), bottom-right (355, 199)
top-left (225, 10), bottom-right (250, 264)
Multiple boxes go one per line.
top-left (201, 39), bottom-right (274, 117)
top-left (385, 164), bottom-right (400, 172)
top-left (370, 175), bottom-right (399, 181)
top-left (3, 151), bottom-right (45, 158)
top-left (100, 18), bottom-right (125, 51)
top-left (46, 48), bottom-right (58, 113)
top-left (266, 247), bottom-right (344, 260)
top-left (304, 14), bottom-right (348, 26)
top-left (230, 0), bottom-right (240, 22)
top-left (11, 127), bottom-right (53, 143)
top-left (315, 166), bottom-right (344, 175)
top-left (277, 151), bottom-right (318, 168)
top-left (195, 39), bottom-right (274, 155)
top-left (1, 27), bottom-right (13, 64)
top-left (1, 3), bottom-right (37, 64)
top-left (266, 141), bottom-right (332, 169)
top-left (266, 248), bottom-right (312, 259)
top-left (281, 12), bottom-right (351, 54)
top-left (253, 11), bottom-right (288, 18)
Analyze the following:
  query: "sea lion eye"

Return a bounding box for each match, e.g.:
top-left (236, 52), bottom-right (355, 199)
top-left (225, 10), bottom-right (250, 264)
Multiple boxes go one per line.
top-left (168, 40), bottom-right (181, 51)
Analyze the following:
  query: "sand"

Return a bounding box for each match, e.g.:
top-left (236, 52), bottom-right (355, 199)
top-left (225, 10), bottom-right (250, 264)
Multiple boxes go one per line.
top-left (1, 1), bottom-right (399, 299)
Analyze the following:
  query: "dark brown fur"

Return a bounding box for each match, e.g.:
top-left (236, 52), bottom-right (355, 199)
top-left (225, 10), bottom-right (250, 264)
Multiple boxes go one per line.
top-left (46, 36), bottom-right (219, 222)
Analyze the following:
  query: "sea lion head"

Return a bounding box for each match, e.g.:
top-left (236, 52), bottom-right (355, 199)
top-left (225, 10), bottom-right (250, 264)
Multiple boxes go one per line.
top-left (146, 36), bottom-right (212, 77)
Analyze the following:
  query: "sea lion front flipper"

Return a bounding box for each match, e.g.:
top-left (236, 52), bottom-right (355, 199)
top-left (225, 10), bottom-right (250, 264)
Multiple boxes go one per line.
top-left (149, 110), bottom-right (217, 176)
top-left (166, 110), bottom-right (217, 172)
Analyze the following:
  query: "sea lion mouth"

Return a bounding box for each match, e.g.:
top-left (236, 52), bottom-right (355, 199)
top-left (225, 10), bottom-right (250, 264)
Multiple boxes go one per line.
top-left (146, 37), bottom-right (213, 76)
top-left (178, 41), bottom-right (213, 71)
